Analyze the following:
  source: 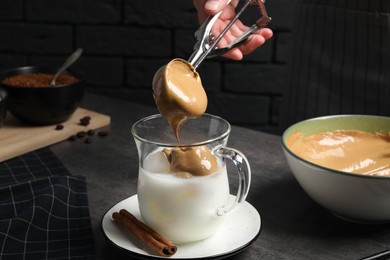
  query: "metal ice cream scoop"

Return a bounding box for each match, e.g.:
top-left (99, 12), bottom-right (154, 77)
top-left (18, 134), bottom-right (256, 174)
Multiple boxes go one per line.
top-left (188, 0), bottom-right (272, 69)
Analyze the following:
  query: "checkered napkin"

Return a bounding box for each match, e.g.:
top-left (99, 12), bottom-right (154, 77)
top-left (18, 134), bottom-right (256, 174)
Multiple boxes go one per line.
top-left (0, 148), bottom-right (95, 259)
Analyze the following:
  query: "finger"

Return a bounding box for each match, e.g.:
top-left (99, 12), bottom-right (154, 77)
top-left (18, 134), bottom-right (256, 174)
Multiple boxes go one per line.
top-left (259, 28), bottom-right (273, 41)
top-left (210, 21), bottom-right (246, 59)
top-left (228, 21), bottom-right (248, 38)
top-left (211, 18), bottom-right (245, 41)
top-left (225, 28), bottom-right (273, 57)
top-left (209, 24), bottom-right (243, 60)
top-left (223, 48), bottom-right (243, 60)
top-left (239, 35), bottom-right (265, 55)
top-left (239, 28), bottom-right (273, 55)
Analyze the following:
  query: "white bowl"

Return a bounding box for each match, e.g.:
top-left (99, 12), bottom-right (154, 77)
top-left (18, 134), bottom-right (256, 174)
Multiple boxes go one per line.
top-left (282, 115), bottom-right (390, 223)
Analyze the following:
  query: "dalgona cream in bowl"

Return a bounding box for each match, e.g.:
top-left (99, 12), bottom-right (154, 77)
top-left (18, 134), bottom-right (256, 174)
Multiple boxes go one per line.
top-left (282, 115), bottom-right (390, 223)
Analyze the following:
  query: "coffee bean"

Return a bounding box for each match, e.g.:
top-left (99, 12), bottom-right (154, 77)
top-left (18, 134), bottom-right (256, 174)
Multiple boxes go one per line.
top-left (55, 124), bottom-right (64, 130)
top-left (76, 131), bottom-right (86, 138)
top-left (68, 128), bottom-right (108, 144)
top-left (80, 116), bottom-right (91, 126)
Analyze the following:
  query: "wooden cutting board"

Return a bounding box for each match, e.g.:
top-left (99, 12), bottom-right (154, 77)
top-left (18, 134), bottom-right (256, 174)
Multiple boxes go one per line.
top-left (0, 108), bottom-right (111, 162)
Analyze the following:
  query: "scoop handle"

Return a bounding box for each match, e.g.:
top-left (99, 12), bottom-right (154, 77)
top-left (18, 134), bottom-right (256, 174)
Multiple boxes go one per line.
top-left (50, 48), bottom-right (83, 86)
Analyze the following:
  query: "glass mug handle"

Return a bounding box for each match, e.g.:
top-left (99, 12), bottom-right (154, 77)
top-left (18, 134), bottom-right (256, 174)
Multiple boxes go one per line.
top-left (214, 146), bottom-right (251, 216)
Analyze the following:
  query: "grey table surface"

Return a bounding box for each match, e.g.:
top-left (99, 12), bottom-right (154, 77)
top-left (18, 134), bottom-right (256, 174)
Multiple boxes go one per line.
top-left (51, 93), bottom-right (390, 260)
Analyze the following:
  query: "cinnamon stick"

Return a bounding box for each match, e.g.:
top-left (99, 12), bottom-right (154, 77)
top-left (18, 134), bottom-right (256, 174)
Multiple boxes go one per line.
top-left (112, 210), bottom-right (177, 257)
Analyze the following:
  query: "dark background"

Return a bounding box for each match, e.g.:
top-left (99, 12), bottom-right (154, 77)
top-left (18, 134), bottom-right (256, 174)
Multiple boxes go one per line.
top-left (0, 0), bottom-right (297, 134)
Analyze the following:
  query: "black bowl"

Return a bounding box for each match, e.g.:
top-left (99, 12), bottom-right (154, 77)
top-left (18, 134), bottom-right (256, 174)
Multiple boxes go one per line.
top-left (0, 66), bottom-right (85, 125)
top-left (0, 87), bottom-right (7, 128)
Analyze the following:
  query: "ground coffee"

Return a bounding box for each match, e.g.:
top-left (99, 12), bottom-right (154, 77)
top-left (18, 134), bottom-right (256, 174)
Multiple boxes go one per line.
top-left (2, 73), bottom-right (79, 87)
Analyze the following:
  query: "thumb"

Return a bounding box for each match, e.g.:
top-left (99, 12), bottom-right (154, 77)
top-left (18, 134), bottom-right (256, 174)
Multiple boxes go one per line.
top-left (204, 0), bottom-right (229, 15)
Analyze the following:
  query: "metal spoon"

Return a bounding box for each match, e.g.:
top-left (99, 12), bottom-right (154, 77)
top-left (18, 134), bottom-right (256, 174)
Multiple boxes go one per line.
top-left (50, 48), bottom-right (83, 86)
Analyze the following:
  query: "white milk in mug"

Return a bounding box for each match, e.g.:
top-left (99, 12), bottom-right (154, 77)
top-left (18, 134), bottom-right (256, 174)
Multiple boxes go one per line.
top-left (138, 149), bottom-right (229, 243)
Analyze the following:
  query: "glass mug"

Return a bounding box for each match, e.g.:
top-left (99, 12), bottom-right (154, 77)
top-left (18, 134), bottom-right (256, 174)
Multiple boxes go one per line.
top-left (131, 113), bottom-right (251, 243)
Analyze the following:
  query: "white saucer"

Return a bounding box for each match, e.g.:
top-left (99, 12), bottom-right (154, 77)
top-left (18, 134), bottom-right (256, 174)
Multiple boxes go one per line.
top-left (101, 195), bottom-right (261, 259)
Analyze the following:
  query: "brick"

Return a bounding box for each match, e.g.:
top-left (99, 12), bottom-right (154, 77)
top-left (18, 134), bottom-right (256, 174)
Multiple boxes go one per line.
top-left (271, 96), bottom-right (282, 125)
top-left (275, 32), bottom-right (292, 64)
top-left (266, 0), bottom-right (298, 30)
top-left (224, 63), bottom-right (287, 94)
top-left (30, 56), bottom-right (69, 68)
top-left (76, 57), bottom-right (124, 86)
top-left (196, 61), bottom-right (222, 94)
top-left (124, 0), bottom-right (198, 28)
top-left (90, 88), bottom-right (157, 108)
top-left (0, 23), bottom-right (72, 54)
top-left (30, 55), bottom-right (124, 86)
top-left (76, 26), bottom-right (172, 57)
top-left (243, 37), bottom-right (273, 62)
top-left (0, 54), bottom-right (28, 69)
top-left (207, 93), bottom-right (270, 125)
top-left (125, 59), bottom-right (169, 88)
top-left (0, 0), bottom-right (23, 21)
top-left (26, 0), bottom-right (121, 24)
top-left (174, 29), bottom-right (197, 59)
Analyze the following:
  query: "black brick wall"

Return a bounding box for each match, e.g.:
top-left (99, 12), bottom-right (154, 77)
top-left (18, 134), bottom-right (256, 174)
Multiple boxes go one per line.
top-left (0, 0), bottom-right (296, 134)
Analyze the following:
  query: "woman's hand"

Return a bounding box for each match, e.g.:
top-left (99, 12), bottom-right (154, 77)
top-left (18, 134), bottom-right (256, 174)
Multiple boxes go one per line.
top-left (193, 0), bottom-right (273, 60)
